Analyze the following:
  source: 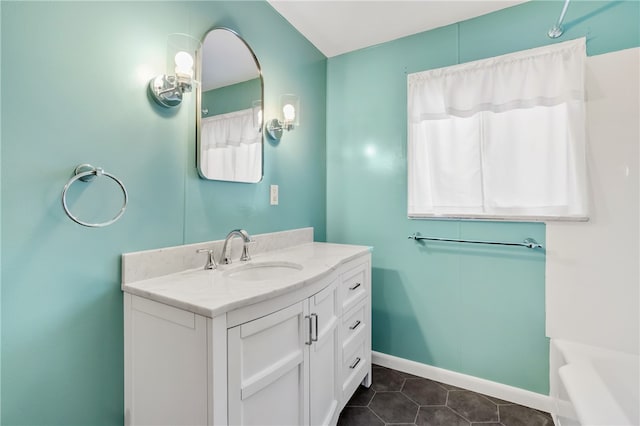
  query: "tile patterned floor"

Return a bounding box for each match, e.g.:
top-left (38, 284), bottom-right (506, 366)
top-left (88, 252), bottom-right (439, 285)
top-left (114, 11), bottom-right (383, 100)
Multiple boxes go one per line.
top-left (338, 365), bottom-right (554, 426)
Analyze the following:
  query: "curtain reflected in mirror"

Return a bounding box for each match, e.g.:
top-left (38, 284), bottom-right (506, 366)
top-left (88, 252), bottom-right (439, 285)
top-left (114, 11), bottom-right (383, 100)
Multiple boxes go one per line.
top-left (197, 28), bottom-right (263, 183)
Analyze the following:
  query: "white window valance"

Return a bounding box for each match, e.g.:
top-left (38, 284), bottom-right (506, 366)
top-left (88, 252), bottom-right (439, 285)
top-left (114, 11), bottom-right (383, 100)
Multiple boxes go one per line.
top-left (200, 108), bottom-right (262, 182)
top-left (408, 38), bottom-right (586, 120)
top-left (408, 38), bottom-right (588, 220)
top-left (201, 108), bottom-right (260, 149)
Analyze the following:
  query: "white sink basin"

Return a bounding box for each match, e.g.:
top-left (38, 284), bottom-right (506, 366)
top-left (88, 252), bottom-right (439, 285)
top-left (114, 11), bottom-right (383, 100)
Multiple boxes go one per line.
top-left (224, 261), bottom-right (303, 281)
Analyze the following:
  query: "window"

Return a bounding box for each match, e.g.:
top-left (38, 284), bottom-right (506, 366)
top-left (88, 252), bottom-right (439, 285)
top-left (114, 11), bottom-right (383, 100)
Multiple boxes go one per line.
top-left (408, 38), bottom-right (587, 220)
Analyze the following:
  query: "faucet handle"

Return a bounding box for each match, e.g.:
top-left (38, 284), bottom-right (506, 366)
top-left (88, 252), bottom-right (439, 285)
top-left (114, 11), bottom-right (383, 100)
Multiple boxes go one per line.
top-left (240, 240), bottom-right (254, 262)
top-left (196, 248), bottom-right (217, 270)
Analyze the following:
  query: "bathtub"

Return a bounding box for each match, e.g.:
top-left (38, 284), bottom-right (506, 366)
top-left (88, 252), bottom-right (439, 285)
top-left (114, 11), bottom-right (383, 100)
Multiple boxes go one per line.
top-left (550, 339), bottom-right (639, 426)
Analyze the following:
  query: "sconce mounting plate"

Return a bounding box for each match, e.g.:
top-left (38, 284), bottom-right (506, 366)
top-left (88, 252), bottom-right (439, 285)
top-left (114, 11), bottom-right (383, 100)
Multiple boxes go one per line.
top-left (149, 75), bottom-right (184, 108)
top-left (266, 118), bottom-right (283, 140)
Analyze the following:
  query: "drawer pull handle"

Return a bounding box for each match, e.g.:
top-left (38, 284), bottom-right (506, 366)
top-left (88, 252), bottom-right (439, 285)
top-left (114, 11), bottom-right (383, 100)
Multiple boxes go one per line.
top-left (349, 282), bottom-right (361, 291)
top-left (311, 313), bottom-right (318, 342)
top-left (305, 315), bottom-right (312, 345)
top-left (349, 357), bottom-right (362, 369)
top-left (349, 320), bottom-right (361, 330)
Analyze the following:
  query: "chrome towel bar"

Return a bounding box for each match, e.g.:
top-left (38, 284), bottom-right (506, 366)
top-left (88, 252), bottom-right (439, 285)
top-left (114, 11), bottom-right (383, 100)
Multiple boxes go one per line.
top-left (408, 233), bottom-right (543, 249)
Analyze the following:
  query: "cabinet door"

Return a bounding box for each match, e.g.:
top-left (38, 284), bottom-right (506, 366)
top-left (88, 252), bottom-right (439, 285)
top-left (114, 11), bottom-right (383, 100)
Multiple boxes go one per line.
top-left (228, 301), bottom-right (310, 426)
top-left (309, 280), bottom-right (340, 426)
top-left (125, 295), bottom-right (208, 426)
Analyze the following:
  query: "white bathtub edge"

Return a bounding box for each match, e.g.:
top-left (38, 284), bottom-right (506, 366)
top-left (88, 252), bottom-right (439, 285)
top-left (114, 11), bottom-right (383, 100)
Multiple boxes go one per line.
top-left (559, 362), bottom-right (631, 426)
top-left (551, 338), bottom-right (640, 426)
top-left (553, 338), bottom-right (640, 364)
top-left (372, 351), bottom-right (554, 414)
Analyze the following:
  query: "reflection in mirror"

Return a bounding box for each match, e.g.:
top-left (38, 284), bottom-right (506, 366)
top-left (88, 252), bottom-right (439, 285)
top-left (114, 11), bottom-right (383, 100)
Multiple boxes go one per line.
top-left (197, 28), bottom-right (263, 183)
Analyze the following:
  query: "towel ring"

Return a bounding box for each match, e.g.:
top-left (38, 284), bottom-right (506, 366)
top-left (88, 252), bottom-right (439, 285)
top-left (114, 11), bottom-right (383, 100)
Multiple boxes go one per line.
top-left (61, 164), bottom-right (128, 228)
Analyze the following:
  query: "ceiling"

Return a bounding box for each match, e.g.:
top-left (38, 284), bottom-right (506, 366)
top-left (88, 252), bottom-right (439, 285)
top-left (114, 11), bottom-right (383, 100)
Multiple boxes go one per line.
top-left (202, 29), bottom-right (260, 92)
top-left (267, 0), bottom-right (530, 58)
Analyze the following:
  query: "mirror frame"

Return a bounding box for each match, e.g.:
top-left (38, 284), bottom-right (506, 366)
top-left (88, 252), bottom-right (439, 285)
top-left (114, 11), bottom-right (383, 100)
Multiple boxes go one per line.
top-left (196, 27), bottom-right (264, 183)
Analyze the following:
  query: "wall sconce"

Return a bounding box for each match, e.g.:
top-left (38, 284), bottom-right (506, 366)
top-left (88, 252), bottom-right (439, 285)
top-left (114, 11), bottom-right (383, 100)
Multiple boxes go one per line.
top-left (266, 94), bottom-right (300, 140)
top-left (149, 33), bottom-right (201, 108)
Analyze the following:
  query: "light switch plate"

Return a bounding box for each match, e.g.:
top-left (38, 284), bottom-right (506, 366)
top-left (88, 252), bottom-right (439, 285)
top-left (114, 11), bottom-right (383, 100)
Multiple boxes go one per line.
top-left (270, 185), bottom-right (279, 205)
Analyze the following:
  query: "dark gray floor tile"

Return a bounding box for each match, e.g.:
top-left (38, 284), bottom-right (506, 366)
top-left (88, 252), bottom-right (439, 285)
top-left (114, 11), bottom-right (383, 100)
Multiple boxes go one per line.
top-left (369, 392), bottom-right (419, 423)
top-left (402, 378), bottom-right (448, 405)
top-left (536, 409), bottom-right (554, 419)
top-left (436, 381), bottom-right (465, 391)
top-left (339, 365), bottom-right (552, 426)
top-left (371, 366), bottom-right (405, 391)
top-left (447, 391), bottom-right (499, 422)
top-left (416, 406), bottom-right (471, 426)
top-left (337, 406), bottom-right (384, 426)
top-left (346, 385), bottom-right (376, 407)
top-left (394, 370), bottom-right (423, 379)
top-left (499, 404), bottom-right (554, 426)
top-left (480, 393), bottom-right (512, 405)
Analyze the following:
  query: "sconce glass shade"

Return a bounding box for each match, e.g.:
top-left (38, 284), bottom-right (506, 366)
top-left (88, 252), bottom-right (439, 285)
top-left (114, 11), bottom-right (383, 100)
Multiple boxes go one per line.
top-left (280, 94), bottom-right (300, 128)
top-left (266, 94), bottom-right (300, 140)
top-left (149, 33), bottom-right (202, 108)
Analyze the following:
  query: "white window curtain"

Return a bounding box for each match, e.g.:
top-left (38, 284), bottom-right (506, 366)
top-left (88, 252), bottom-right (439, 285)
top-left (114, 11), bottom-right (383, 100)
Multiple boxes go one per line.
top-left (201, 108), bottom-right (261, 182)
top-left (408, 38), bottom-right (587, 220)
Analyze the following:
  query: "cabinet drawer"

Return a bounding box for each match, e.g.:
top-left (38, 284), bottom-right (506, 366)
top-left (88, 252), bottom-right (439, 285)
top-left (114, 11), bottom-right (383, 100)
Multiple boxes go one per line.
top-left (341, 300), bottom-right (367, 349)
top-left (340, 264), bottom-right (367, 313)
top-left (341, 338), bottom-right (367, 400)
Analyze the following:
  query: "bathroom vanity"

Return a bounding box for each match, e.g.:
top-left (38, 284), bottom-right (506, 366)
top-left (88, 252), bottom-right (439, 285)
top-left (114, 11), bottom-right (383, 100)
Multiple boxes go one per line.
top-left (122, 228), bottom-right (371, 426)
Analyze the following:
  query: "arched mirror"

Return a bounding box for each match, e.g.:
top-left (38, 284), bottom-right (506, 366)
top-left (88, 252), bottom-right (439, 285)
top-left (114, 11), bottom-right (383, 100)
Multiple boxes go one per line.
top-left (197, 28), bottom-right (263, 183)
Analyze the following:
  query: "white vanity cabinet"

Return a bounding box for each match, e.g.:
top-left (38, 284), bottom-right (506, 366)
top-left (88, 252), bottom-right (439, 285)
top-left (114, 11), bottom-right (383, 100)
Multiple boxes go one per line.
top-left (124, 250), bottom-right (371, 426)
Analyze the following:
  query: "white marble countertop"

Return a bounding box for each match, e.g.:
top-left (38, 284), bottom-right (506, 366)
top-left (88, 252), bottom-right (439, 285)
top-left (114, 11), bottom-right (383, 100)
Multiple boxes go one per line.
top-left (122, 242), bottom-right (370, 318)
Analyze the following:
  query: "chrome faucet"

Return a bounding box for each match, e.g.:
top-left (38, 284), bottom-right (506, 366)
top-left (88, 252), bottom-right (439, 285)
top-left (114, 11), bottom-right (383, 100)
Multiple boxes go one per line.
top-left (219, 229), bottom-right (252, 265)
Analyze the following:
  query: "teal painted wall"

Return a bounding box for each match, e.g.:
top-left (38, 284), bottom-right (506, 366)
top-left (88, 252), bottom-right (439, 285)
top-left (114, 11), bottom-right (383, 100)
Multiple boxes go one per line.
top-left (202, 78), bottom-right (261, 117)
top-left (326, 0), bottom-right (640, 394)
top-left (0, 0), bottom-right (3, 420)
top-left (0, 1), bottom-right (325, 424)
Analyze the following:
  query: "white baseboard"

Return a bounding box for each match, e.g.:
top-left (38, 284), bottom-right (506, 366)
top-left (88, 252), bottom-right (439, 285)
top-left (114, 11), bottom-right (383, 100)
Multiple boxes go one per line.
top-left (372, 351), bottom-right (554, 414)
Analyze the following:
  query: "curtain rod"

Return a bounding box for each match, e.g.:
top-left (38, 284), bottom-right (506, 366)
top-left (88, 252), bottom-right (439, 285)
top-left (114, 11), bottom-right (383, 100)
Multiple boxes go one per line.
top-left (548, 0), bottom-right (571, 38)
